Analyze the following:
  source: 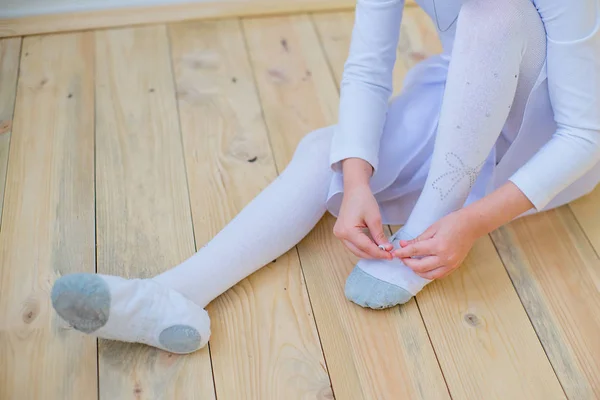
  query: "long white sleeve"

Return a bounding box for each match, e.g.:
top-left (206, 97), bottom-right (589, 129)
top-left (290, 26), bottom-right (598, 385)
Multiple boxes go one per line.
top-left (329, 0), bottom-right (405, 173)
top-left (510, 0), bottom-right (600, 209)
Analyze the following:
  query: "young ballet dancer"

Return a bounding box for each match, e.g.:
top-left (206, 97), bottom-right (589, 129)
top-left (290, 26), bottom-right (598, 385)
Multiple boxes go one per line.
top-left (51, 0), bottom-right (600, 354)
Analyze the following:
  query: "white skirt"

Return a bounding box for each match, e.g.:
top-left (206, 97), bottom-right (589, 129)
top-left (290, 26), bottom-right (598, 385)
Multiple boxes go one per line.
top-left (325, 54), bottom-right (600, 225)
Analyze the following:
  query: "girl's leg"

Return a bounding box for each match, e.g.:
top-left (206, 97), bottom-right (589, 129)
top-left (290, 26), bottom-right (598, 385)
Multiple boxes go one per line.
top-left (153, 127), bottom-right (333, 306)
top-left (346, 0), bottom-right (547, 309)
top-left (51, 127), bottom-right (334, 353)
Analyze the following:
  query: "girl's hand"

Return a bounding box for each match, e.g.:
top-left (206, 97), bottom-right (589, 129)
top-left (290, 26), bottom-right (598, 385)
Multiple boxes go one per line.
top-left (392, 210), bottom-right (477, 279)
top-left (333, 158), bottom-right (393, 260)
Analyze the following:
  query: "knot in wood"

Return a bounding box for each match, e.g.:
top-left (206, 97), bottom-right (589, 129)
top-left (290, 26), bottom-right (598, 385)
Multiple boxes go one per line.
top-left (22, 298), bottom-right (40, 324)
top-left (464, 313), bottom-right (480, 327)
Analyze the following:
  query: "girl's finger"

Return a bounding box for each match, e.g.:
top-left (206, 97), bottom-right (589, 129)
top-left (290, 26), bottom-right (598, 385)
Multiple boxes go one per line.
top-left (399, 226), bottom-right (435, 248)
top-left (402, 256), bottom-right (443, 273)
top-left (343, 240), bottom-right (372, 260)
top-left (366, 217), bottom-right (393, 251)
top-left (416, 266), bottom-right (449, 280)
top-left (393, 239), bottom-right (436, 259)
top-left (349, 230), bottom-right (392, 259)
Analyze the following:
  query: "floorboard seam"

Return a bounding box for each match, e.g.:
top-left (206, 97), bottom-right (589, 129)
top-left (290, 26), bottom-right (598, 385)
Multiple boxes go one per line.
top-left (0, 38), bottom-right (22, 231)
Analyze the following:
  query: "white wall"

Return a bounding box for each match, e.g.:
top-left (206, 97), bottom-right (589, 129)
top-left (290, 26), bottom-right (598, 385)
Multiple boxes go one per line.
top-left (0, 0), bottom-right (202, 18)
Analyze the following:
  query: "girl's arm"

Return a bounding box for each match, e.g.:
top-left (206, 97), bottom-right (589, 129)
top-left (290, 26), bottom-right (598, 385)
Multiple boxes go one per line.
top-left (460, 181), bottom-right (533, 239)
top-left (330, 0), bottom-right (406, 174)
top-left (508, 0), bottom-right (600, 210)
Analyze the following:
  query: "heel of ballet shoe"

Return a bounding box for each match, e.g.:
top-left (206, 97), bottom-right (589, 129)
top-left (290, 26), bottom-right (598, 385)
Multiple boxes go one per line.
top-left (158, 324), bottom-right (205, 354)
top-left (345, 267), bottom-right (414, 309)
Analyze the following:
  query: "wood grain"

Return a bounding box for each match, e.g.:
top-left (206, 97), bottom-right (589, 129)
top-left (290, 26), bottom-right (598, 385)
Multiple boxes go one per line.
top-left (491, 207), bottom-right (600, 398)
top-left (168, 19), bottom-right (331, 399)
top-left (0, 38), bottom-right (21, 226)
top-left (314, 8), bottom-right (566, 399)
top-left (0, 0), bottom-right (418, 39)
top-left (313, 8), bottom-right (442, 96)
top-left (243, 15), bottom-right (450, 399)
top-left (94, 25), bottom-right (215, 399)
top-left (0, 33), bottom-right (97, 400)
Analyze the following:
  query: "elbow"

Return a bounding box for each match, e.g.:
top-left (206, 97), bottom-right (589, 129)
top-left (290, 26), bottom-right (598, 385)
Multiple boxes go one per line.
top-left (340, 43), bottom-right (397, 99)
top-left (340, 58), bottom-right (394, 100)
top-left (555, 124), bottom-right (600, 161)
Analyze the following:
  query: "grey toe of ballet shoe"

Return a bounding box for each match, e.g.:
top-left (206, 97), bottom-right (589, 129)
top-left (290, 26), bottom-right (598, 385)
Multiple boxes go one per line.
top-left (345, 267), bottom-right (413, 309)
top-left (159, 325), bottom-right (202, 354)
top-left (51, 273), bottom-right (110, 333)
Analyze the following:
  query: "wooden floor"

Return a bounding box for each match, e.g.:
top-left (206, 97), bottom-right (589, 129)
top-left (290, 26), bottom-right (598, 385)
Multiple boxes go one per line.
top-left (1, 8), bottom-right (599, 400)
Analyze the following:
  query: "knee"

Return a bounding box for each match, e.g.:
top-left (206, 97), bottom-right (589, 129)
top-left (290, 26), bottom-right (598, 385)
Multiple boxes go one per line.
top-left (459, 0), bottom-right (536, 41)
top-left (293, 126), bottom-right (334, 164)
top-left (284, 126), bottom-right (334, 188)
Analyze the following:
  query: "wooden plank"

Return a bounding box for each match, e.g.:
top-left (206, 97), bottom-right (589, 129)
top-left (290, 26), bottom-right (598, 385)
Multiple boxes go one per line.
top-left (243, 15), bottom-right (450, 399)
top-left (570, 187), bottom-right (600, 251)
top-left (94, 25), bottom-right (215, 399)
top-left (0, 38), bottom-right (20, 225)
top-left (314, 8), bottom-right (566, 399)
top-left (0, 0), bottom-right (418, 39)
top-left (491, 206), bottom-right (600, 398)
top-left (168, 19), bottom-right (331, 399)
top-left (416, 235), bottom-right (566, 399)
top-left (313, 8), bottom-right (442, 96)
top-left (0, 33), bottom-right (97, 400)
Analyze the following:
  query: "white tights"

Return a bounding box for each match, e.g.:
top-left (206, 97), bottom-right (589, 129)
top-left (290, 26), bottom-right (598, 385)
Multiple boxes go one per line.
top-left (153, 128), bottom-right (334, 307)
top-left (51, 0), bottom-right (549, 352)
